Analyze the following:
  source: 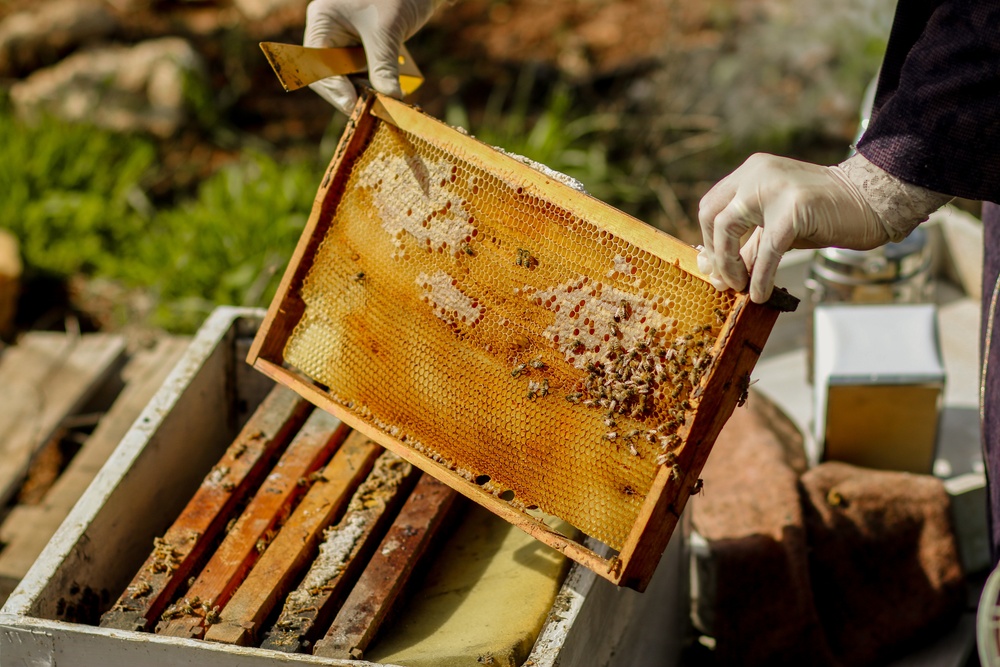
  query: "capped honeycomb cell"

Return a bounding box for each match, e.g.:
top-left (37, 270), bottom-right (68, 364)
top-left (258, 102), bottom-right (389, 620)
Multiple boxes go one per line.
top-left (251, 93), bottom-right (794, 590)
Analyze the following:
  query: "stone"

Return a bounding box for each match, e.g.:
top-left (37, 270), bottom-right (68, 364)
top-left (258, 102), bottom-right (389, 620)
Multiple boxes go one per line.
top-left (0, 0), bottom-right (118, 77)
top-left (690, 391), bottom-right (836, 666)
top-left (801, 461), bottom-right (965, 666)
top-left (10, 37), bottom-right (205, 138)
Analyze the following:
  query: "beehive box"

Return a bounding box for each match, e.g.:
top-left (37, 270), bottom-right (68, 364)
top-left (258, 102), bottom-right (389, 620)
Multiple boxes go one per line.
top-left (0, 307), bottom-right (688, 666)
top-left (250, 93), bottom-right (795, 590)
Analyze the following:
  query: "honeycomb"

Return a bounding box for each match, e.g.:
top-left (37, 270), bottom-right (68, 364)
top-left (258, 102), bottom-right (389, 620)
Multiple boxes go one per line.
top-left (282, 109), bottom-right (736, 551)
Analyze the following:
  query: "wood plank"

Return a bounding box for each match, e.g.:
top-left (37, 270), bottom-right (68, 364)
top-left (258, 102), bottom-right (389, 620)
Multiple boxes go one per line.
top-left (250, 449), bottom-right (418, 652)
top-left (0, 337), bottom-right (189, 576)
top-left (0, 505), bottom-right (66, 598)
top-left (311, 473), bottom-right (458, 660)
top-left (203, 431), bottom-right (387, 648)
top-left (69, 337), bottom-right (190, 474)
top-left (156, 410), bottom-right (349, 639)
top-left (0, 334), bottom-right (87, 496)
top-left (99, 386), bottom-right (311, 632)
top-left (0, 333), bottom-right (73, 436)
top-left (0, 333), bottom-right (127, 507)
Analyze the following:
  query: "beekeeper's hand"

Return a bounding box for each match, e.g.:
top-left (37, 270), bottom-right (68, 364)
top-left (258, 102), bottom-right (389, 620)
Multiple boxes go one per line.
top-left (304, 0), bottom-right (440, 114)
top-left (696, 152), bottom-right (950, 303)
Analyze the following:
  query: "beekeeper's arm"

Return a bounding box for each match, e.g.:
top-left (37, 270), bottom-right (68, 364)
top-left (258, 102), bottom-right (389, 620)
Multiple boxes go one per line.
top-left (696, 152), bottom-right (950, 303)
top-left (304, 0), bottom-right (444, 114)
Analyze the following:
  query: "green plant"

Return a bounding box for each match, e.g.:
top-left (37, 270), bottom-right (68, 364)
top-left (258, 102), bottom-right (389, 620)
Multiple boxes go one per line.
top-left (128, 151), bottom-right (321, 331)
top-left (0, 110), bottom-right (156, 277)
top-left (0, 103), bottom-right (326, 332)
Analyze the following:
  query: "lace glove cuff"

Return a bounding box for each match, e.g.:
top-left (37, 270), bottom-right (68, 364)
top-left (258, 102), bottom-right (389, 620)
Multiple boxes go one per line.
top-left (838, 152), bottom-right (952, 243)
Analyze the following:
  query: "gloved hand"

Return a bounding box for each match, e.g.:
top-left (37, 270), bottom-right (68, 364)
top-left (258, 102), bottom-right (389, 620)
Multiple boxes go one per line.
top-left (696, 152), bottom-right (950, 303)
top-left (304, 0), bottom-right (440, 114)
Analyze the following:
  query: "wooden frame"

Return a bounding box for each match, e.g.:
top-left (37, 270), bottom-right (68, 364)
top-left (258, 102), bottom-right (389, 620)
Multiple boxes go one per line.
top-left (248, 93), bottom-right (795, 591)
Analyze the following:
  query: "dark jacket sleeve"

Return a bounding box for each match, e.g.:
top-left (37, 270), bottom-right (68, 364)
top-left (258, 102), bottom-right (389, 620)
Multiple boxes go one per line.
top-left (856, 0), bottom-right (1000, 204)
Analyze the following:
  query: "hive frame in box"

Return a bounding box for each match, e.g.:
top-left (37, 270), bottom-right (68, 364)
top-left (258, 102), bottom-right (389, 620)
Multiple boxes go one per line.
top-left (0, 306), bottom-right (688, 666)
top-left (249, 93), bottom-right (794, 591)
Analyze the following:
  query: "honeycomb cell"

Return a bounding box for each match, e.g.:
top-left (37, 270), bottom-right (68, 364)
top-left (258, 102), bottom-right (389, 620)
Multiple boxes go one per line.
top-left (281, 117), bottom-right (738, 551)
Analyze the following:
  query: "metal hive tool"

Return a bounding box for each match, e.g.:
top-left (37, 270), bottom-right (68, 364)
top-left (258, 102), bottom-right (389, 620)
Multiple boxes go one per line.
top-left (249, 92), bottom-right (797, 590)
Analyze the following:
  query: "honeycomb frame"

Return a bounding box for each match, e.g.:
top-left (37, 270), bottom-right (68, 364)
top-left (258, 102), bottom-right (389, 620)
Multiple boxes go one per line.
top-left (249, 93), bottom-right (795, 591)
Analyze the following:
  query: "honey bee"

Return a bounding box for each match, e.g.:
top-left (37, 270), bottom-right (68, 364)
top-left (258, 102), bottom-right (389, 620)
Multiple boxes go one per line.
top-left (615, 300), bottom-right (631, 322)
top-left (714, 308), bottom-right (727, 323)
top-left (604, 417), bottom-right (617, 427)
top-left (624, 429), bottom-right (641, 439)
top-left (462, 243), bottom-right (475, 256)
top-left (511, 363), bottom-right (527, 377)
top-left (690, 478), bottom-right (705, 496)
top-left (129, 582), bottom-right (152, 599)
top-left (530, 356), bottom-right (546, 369)
top-left (565, 392), bottom-right (583, 403)
top-left (538, 379), bottom-right (549, 397)
top-left (604, 431), bottom-right (618, 441)
top-left (737, 372), bottom-right (757, 407)
top-left (658, 451), bottom-right (678, 466)
top-left (353, 272), bottom-right (366, 282)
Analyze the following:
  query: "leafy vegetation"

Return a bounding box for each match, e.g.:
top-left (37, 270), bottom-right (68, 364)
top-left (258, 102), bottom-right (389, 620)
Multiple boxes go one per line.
top-left (0, 107), bottom-right (157, 277)
top-left (0, 102), bottom-right (323, 332)
top-left (126, 152), bottom-right (319, 331)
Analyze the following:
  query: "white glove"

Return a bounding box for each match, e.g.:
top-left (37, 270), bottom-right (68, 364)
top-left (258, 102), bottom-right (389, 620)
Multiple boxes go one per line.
top-left (304, 0), bottom-right (440, 114)
top-left (696, 152), bottom-right (950, 303)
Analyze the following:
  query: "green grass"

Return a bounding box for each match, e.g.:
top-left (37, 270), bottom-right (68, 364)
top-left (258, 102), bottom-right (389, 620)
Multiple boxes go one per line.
top-left (0, 105), bottom-right (322, 332)
top-left (126, 152), bottom-right (319, 331)
top-left (0, 110), bottom-right (157, 277)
